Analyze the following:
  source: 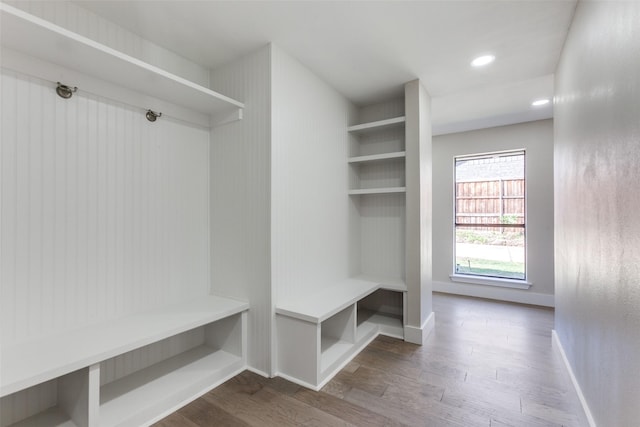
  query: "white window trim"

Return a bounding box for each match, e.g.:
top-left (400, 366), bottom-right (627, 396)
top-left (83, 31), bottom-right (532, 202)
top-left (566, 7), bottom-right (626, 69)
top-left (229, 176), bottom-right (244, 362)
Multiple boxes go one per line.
top-left (449, 274), bottom-right (532, 289)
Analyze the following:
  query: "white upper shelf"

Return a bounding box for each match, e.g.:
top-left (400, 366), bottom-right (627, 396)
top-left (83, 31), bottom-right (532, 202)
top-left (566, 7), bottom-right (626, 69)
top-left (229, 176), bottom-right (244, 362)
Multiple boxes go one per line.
top-left (348, 187), bottom-right (406, 195)
top-left (348, 151), bottom-right (406, 164)
top-left (347, 116), bottom-right (406, 133)
top-left (0, 4), bottom-right (244, 117)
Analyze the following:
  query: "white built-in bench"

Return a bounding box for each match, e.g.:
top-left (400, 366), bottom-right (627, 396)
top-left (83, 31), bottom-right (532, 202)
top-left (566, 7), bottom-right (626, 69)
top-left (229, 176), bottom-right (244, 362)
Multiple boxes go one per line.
top-left (1, 295), bottom-right (249, 427)
top-left (275, 277), bottom-right (406, 390)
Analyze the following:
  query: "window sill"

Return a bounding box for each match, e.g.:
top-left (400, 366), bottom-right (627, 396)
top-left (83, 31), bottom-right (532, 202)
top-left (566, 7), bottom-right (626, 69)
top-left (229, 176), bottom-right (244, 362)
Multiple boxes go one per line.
top-left (449, 274), bottom-right (532, 290)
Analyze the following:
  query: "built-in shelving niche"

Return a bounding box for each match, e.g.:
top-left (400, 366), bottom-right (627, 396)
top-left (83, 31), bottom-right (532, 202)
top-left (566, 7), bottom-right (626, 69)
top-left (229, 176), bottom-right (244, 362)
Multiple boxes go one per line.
top-left (357, 289), bottom-right (405, 339)
top-left (348, 116), bottom-right (406, 195)
top-left (0, 3), bottom-right (244, 128)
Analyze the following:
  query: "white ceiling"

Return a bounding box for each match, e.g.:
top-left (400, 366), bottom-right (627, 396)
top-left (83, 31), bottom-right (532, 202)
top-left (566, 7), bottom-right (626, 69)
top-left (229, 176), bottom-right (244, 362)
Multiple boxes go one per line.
top-left (78, 0), bottom-right (577, 134)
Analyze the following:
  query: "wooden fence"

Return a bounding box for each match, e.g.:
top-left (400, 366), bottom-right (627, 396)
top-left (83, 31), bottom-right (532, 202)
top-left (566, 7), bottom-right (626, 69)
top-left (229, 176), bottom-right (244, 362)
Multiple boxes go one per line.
top-left (455, 179), bottom-right (524, 227)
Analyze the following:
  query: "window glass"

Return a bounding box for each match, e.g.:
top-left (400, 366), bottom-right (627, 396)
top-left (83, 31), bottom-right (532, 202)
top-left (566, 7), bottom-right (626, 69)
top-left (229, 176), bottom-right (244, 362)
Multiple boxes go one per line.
top-left (454, 151), bottom-right (526, 280)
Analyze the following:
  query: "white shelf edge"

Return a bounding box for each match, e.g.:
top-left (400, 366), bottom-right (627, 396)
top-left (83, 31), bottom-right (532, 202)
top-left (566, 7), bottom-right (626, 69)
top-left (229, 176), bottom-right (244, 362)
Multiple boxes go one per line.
top-left (0, 4), bottom-right (244, 124)
top-left (353, 275), bottom-right (407, 292)
top-left (6, 406), bottom-right (77, 427)
top-left (348, 151), bottom-right (406, 164)
top-left (275, 279), bottom-right (379, 324)
top-left (347, 116), bottom-right (406, 133)
top-left (99, 346), bottom-right (244, 427)
top-left (348, 187), bottom-right (406, 195)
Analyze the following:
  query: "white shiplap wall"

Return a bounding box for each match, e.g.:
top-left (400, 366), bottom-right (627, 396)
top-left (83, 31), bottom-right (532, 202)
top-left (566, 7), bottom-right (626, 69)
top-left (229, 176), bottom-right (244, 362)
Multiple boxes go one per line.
top-left (271, 44), bottom-right (356, 303)
top-left (0, 70), bottom-right (210, 346)
top-left (209, 46), bottom-right (273, 375)
top-left (0, 379), bottom-right (57, 426)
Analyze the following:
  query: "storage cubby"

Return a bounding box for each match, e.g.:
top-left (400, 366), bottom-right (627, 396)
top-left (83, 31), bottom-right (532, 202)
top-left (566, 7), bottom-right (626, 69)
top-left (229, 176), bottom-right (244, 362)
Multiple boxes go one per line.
top-left (1, 368), bottom-right (94, 427)
top-left (320, 305), bottom-right (356, 374)
top-left (358, 289), bottom-right (406, 339)
top-left (99, 314), bottom-right (245, 427)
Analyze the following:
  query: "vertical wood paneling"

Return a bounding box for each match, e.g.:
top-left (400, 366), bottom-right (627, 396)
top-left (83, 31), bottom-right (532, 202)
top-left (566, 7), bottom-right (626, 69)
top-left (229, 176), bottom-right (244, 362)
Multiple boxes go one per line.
top-left (271, 44), bottom-right (355, 302)
top-left (99, 328), bottom-right (204, 386)
top-left (358, 98), bottom-right (405, 124)
top-left (209, 46), bottom-right (273, 375)
top-left (0, 380), bottom-right (57, 427)
top-left (1, 5), bottom-right (215, 422)
top-left (0, 70), bottom-right (210, 347)
top-left (359, 194), bottom-right (406, 280)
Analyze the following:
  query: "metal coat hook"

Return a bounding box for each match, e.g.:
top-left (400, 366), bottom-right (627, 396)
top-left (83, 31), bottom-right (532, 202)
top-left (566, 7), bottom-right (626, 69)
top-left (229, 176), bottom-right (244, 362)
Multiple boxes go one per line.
top-left (56, 82), bottom-right (77, 99)
top-left (146, 109), bottom-right (162, 122)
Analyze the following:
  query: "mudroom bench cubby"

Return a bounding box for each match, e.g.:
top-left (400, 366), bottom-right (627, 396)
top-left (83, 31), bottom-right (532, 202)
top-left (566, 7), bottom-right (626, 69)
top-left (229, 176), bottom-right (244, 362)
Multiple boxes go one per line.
top-left (276, 278), bottom-right (406, 390)
top-left (0, 295), bottom-right (249, 427)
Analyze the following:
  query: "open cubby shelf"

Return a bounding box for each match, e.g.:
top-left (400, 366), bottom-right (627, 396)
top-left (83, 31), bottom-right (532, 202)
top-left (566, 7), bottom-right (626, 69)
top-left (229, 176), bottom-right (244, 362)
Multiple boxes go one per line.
top-left (8, 407), bottom-right (76, 427)
top-left (348, 115), bottom-right (406, 195)
top-left (100, 346), bottom-right (243, 427)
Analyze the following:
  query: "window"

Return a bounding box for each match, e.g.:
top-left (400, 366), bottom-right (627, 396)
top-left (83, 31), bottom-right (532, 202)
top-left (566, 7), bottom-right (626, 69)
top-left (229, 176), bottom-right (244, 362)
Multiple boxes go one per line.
top-left (454, 151), bottom-right (526, 280)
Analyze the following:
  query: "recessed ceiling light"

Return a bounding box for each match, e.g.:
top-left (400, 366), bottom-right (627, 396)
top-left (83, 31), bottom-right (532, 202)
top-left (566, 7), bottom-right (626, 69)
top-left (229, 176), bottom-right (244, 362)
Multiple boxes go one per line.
top-left (471, 55), bottom-right (495, 67)
top-left (531, 99), bottom-right (550, 106)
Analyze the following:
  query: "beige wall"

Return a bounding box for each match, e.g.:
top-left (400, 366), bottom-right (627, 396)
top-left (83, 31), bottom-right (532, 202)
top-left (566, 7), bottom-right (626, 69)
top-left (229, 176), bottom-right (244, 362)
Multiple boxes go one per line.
top-left (432, 119), bottom-right (555, 306)
top-left (554, 2), bottom-right (640, 426)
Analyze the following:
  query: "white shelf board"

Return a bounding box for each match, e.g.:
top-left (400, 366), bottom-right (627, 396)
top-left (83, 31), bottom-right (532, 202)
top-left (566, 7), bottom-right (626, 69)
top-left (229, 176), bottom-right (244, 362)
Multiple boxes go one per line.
top-left (347, 116), bottom-right (406, 133)
top-left (276, 278), bottom-right (378, 324)
top-left (0, 4), bottom-right (243, 118)
top-left (100, 346), bottom-right (243, 427)
top-left (358, 310), bottom-right (404, 340)
top-left (348, 187), bottom-right (406, 195)
top-left (348, 151), bottom-right (406, 164)
top-left (354, 275), bottom-right (407, 292)
top-left (7, 406), bottom-right (76, 427)
top-left (1, 295), bottom-right (248, 397)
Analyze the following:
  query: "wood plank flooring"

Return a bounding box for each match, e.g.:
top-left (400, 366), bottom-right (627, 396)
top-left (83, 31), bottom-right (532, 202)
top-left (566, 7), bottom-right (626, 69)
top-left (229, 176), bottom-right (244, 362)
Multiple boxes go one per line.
top-left (154, 293), bottom-right (589, 426)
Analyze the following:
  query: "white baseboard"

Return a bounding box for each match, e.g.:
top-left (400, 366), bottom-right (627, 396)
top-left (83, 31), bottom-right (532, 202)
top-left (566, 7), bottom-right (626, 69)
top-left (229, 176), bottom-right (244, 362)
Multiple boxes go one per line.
top-left (433, 280), bottom-right (554, 307)
top-left (246, 366), bottom-right (270, 378)
top-left (404, 311), bottom-right (435, 345)
top-left (552, 330), bottom-right (597, 427)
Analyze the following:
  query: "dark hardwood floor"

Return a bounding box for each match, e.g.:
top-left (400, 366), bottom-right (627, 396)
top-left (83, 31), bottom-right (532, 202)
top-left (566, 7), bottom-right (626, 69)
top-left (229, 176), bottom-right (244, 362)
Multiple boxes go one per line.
top-left (154, 293), bottom-right (589, 426)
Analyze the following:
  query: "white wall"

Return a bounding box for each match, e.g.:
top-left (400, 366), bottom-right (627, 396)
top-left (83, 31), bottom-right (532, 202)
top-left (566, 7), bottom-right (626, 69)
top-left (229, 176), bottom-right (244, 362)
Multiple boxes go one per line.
top-left (432, 119), bottom-right (555, 307)
top-left (209, 46), bottom-right (273, 375)
top-left (0, 69), bottom-right (210, 346)
top-left (405, 80), bottom-right (434, 343)
top-left (554, 2), bottom-right (640, 426)
top-left (271, 45), bottom-right (356, 303)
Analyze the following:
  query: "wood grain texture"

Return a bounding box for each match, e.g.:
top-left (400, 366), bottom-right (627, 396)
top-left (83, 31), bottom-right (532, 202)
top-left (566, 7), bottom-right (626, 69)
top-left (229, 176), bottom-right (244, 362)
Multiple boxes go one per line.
top-left (154, 294), bottom-right (589, 427)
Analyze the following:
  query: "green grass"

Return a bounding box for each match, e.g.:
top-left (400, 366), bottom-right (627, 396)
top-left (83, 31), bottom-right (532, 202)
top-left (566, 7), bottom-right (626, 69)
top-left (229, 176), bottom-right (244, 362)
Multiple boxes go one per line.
top-left (455, 257), bottom-right (525, 280)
